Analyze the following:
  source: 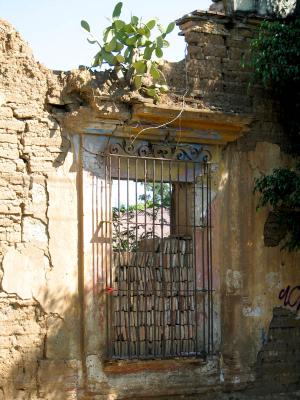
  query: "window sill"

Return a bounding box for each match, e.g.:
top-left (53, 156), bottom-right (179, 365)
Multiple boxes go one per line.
top-left (103, 357), bottom-right (206, 375)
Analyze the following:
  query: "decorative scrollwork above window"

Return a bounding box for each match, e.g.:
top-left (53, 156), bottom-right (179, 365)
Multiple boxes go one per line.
top-left (107, 140), bottom-right (212, 162)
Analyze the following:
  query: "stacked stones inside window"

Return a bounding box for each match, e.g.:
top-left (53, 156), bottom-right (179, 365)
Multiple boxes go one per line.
top-left (101, 140), bottom-right (214, 359)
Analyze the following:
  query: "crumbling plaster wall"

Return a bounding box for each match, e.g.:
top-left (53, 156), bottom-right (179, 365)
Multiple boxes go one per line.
top-left (0, 19), bottom-right (80, 399)
top-left (178, 11), bottom-right (300, 391)
top-left (0, 18), bottom-right (223, 400)
top-left (0, 9), bottom-right (300, 400)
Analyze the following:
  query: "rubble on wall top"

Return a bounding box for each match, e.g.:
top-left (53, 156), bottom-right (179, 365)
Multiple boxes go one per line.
top-left (0, 14), bottom-right (253, 143)
top-left (177, 9), bottom-right (268, 27)
top-left (0, 18), bottom-right (184, 111)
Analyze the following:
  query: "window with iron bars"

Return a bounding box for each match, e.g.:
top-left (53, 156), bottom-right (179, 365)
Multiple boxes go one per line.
top-left (101, 140), bottom-right (214, 360)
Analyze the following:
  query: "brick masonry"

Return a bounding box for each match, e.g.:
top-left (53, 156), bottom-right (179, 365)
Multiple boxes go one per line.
top-left (177, 12), bottom-right (286, 152)
top-left (255, 307), bottom-right (300, 391)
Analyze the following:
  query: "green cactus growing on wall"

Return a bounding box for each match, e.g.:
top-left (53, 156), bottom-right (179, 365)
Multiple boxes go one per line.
top-left (81, 2), bottom-right (175, 100)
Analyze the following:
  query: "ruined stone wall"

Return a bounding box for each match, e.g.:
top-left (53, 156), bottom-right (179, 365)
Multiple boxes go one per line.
top-left (224, 0), bottom-right (299, 17)
top-left (179, 11), bottom-right (300, 392)
top-left (0, 19), bottom-right (80, 399)
top-left (255, 307), bottom-right (300, 391)
top-left (0, 10), bottom-right (299, 400)
top-left (179, 12), bottom-right (284, 150)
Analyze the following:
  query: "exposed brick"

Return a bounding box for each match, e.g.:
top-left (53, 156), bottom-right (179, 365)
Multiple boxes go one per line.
top-left (202, 44), bottom-right (227, 58)
top-left (0, 107), bottom-right (13, 118)
top-left (0, 119), bottom-right (24, 132)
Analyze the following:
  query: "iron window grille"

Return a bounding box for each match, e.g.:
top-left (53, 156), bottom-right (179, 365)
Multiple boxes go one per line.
top-left (98, 140), bottom-right (214, 360)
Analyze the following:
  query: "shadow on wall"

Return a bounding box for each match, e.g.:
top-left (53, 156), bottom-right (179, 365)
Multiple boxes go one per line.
top-left (0, 113), bottom-right (82, 399)
top-left (0, 289), bottom-right (83, 400)
top-left (2, 289), bottom-right (300, 400)
top-left (254, 307), bottom-right (300, 393)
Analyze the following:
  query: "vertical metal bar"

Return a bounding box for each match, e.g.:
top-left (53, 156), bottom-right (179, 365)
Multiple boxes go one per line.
top-left (104, 159), bottom-right (108, 285)
top-left (101, 161), bottom-right (106, 355)
top-left (96, 176), bottom-right (99, 298)
top-left (144, 159), bottom-right (148, 356)
top-left (177, 162), bottom-right (181, 356)
top-left (185, 161), bottom-right (189, 355)
top-left (206, 163), bottom-right (211, 354)
top-left (201, 167), bottom-right (206, 355)
top-left (100, 169), bottom-right (105, 355)
top-left (104, 156), bottom-right (110, 358)
top-left (92, 176), bottom-right (95, 295)
top-left (108, 156), bottom-right (113, 358)
top-left (160, 160), bottom-right (164, 244)
top-left (153, 159), bottom-right (157, 356)
top-left (169, 160), bottom-right (174, 357)
top-left (109, 156), bottom-right (112, 291)
top-left (161, 161), bottom-right (166, 355)
top-left (135, 158), bottom-right (140, 358)
top-left (209, 165), bottom-right (214, 354)
top-left (176, 164), bottom-right (179, 238)
top-left (117, 157), bottom-right (121, 357)
top-left (193, 162), bottom-right (198, 356)
top-left (160, 160), bottom-right (165, 356)
top-left (127, 157), bottom-right (131, 358)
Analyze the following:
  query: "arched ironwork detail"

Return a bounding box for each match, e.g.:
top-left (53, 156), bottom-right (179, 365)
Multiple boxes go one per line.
top-left (107, 140), bottom-right (212, 162)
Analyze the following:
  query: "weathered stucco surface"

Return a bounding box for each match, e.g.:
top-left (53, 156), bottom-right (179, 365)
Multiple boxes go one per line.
top-left (0, 9), bottom-right (299, 400)
top-left (0, 18), bottom-right (80, 399)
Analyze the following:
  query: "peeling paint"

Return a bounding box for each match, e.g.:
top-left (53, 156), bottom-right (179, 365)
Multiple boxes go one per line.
top-left (243, 306), bottom-right (262, 317)
top-left (85, 128), bottom-right (114, 135)
top-left (226, 269), bottom-right (242, 292)
top-left (2, 245), bottom-right (49, 300)
top-left (265, 272), bottom-right (281, 290)
top-left (22, 216), bottom-right (48, 245)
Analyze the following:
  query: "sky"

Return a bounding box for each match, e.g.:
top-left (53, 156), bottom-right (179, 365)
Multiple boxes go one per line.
top-left (0, 0), bottom-right (211, 71)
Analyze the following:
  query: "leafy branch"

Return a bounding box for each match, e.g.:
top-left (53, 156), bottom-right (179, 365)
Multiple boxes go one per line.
top-left (249, 17), bottom-right (300, 251)
top-left (248, 17), bottom-right (300, 152)
top-left (254, 166), bottom-right (300, 251)
top-left (81, 2), bottom-right (175, 100)
top-left (249, 18), bottom-right (300, 91)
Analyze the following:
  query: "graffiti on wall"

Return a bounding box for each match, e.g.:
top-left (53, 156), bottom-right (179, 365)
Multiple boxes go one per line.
top-left (278, 285), bottom-right (300, 311)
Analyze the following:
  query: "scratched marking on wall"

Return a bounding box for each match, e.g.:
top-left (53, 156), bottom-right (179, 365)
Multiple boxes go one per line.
top-left (278, 285), bottom-right (300, 311)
